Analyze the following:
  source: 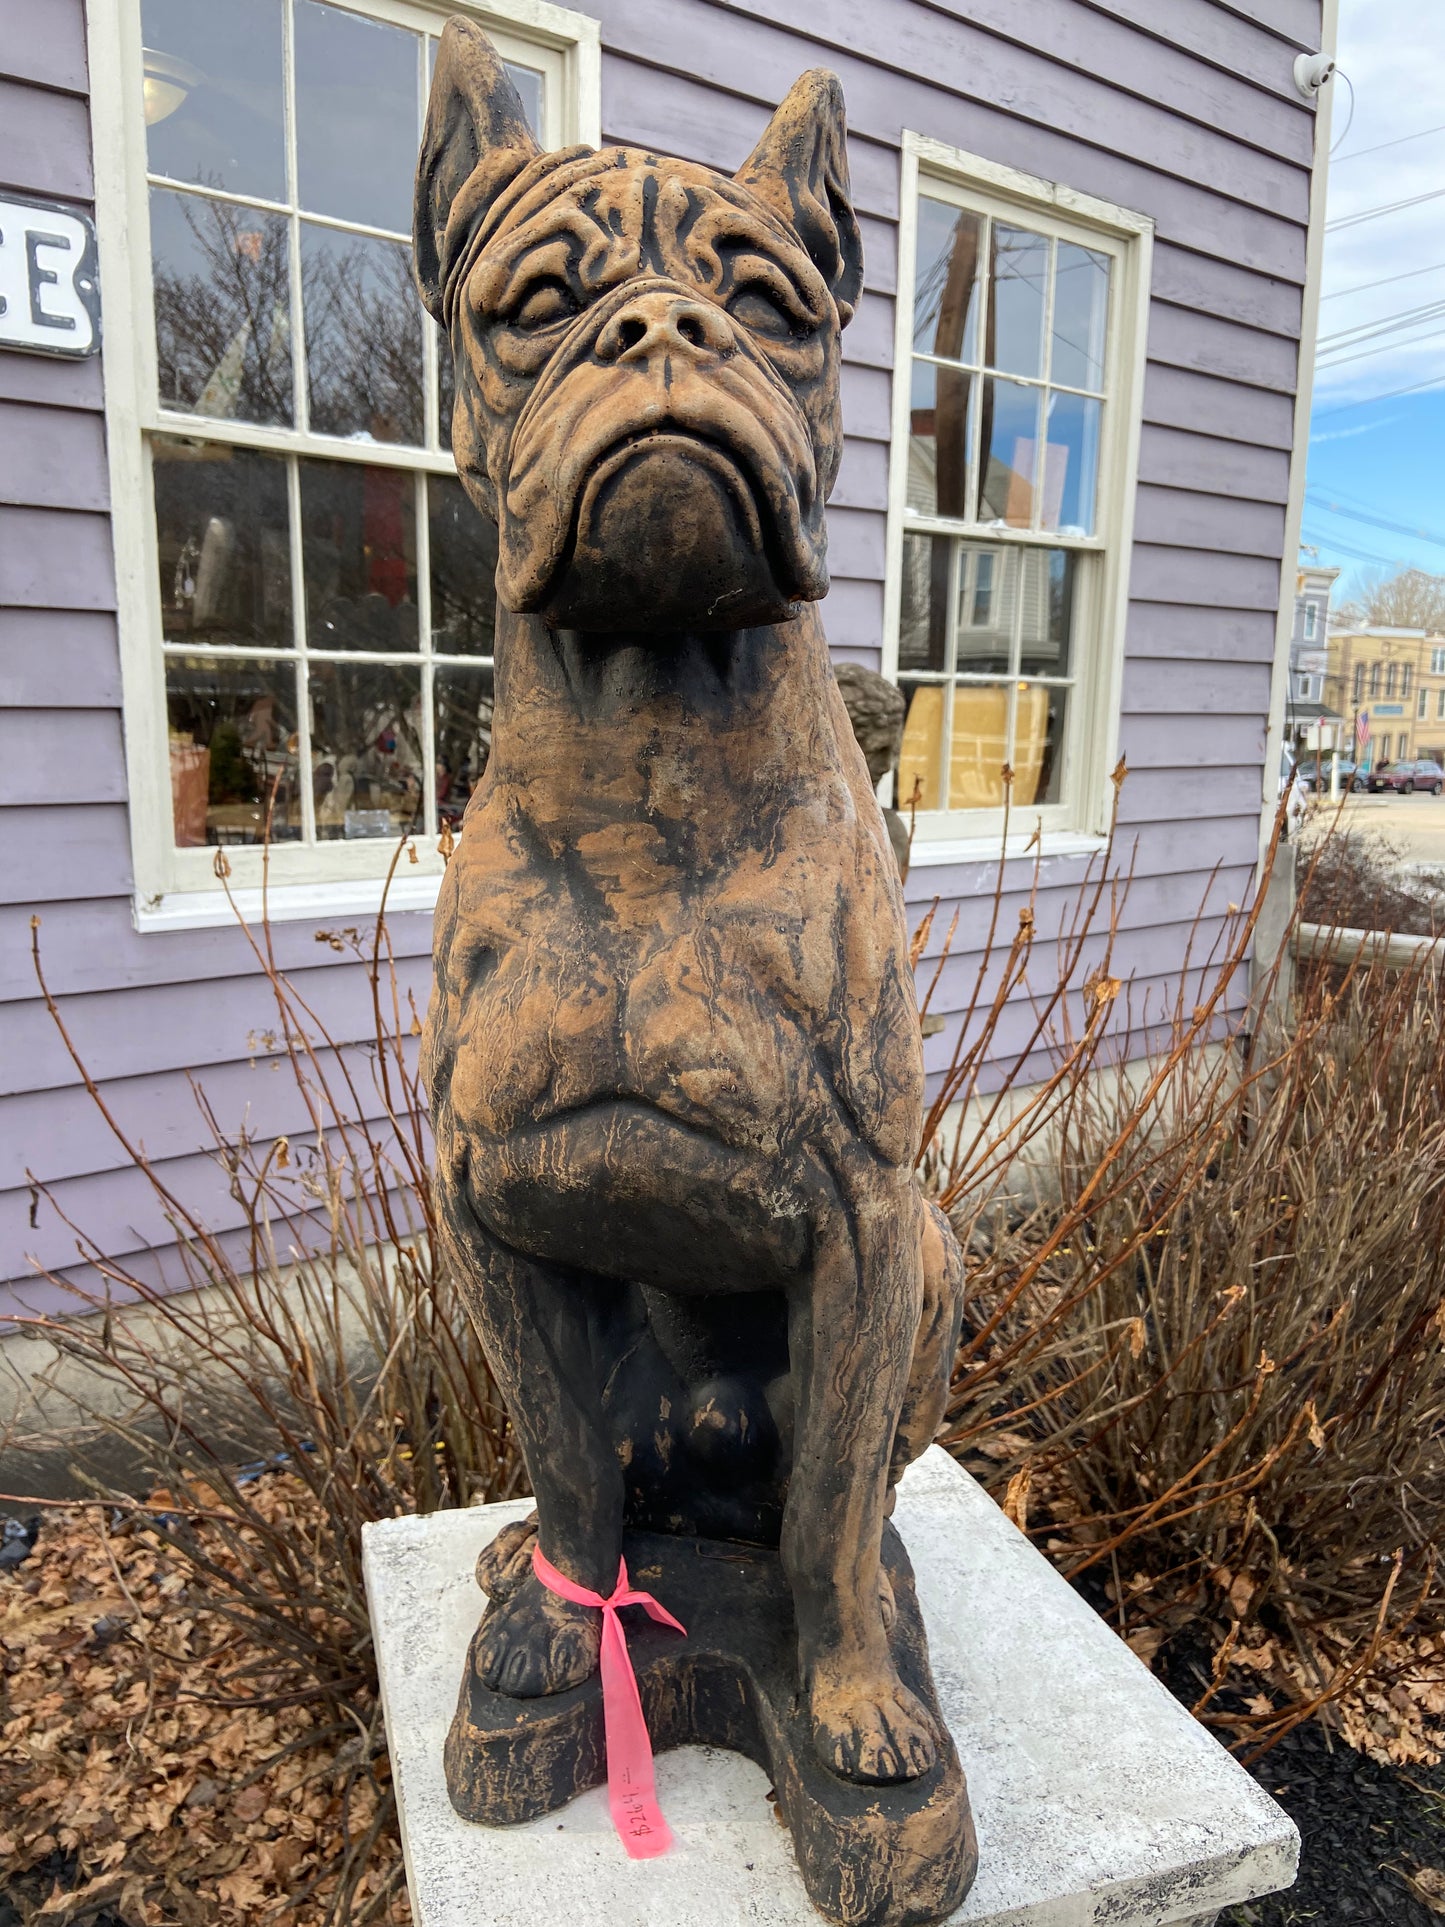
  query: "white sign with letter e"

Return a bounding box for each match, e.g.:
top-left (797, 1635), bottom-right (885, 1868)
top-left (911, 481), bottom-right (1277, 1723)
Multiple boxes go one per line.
top-left (0, 195), bottom-right (100, 357)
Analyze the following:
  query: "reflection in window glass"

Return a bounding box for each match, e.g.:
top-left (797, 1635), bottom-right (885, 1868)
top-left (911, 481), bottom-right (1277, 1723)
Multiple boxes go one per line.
top-left (1013, 684), bottom-right (1067, 807)
top-left (435, 666), bottom-right (495, 827)
top-left (1052, 244), bottom-right (1110, 391)
top-left (429, 475), bottom-right (498, 657)
top-left (988, 225), bottom-right (1047, 379)
top-left (955, 546), bottom-right (1012, 673)
top-left (898, 683), bottom-right (947, 812)
top-left (946, 684), bottom-right (1010, 810)
top-left (153, 438), bottom-right (291, 647)
top-left (152, 189), bottom-right (292, 426)
top-left (913, 199), bottom-right (983, 360)
top-left (1042, 392), bottom-right (1101, 535)
top-left (302, 226), bottom-right (423, 444)
top-left (294, 0), bottom-right (419, 233)
top-left (504, 62), bottom-right (544, 136)
top-left (1018, 550), bottom-right (1078, 677)
top-left (166, 656), bottom-right (300, 846)
top-left (301, 461), bottom-right (418, 653)
top-left (143, 0), bottom-right (285, 202)
top-left (979, 379), bottom-right (1042, 527)
top-left (309, 661), bottom-right (423, 838)
top-left (907, 361), bottom-right (972, 519)
top-left (899, 533), bottom-right (949, 673)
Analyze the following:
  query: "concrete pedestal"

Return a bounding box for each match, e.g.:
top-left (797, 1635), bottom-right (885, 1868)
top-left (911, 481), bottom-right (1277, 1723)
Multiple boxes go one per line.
top-left (364, 1448), bottom-right (1298, 1927)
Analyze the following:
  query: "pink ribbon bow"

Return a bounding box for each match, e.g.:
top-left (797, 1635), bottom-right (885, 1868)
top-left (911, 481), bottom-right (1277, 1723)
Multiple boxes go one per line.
top-left (530, 1543), bottom-right (687, 1858)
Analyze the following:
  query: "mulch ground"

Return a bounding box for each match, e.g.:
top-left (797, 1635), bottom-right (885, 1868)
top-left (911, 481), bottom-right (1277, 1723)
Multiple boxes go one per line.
top-left (3, 1483), bottom-right (1444, 1925)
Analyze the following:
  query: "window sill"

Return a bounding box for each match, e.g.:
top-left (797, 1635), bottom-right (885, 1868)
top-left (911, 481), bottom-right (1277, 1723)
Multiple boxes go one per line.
top-left (134, 870), bottom-right (444, 934)
top-left (906, 828), bottom-right (1109, 870)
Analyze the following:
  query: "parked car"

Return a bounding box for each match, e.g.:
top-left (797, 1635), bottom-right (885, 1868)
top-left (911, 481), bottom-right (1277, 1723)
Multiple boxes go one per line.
top-left (1294, 757), bottom-right (1359, 794)
top-left (1366, 759), bottom-right (1445, 795)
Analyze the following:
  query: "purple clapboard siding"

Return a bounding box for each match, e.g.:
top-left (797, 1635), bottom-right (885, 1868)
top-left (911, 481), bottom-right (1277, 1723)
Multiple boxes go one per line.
top-left (0, 0), bottom-right (1323, 1303)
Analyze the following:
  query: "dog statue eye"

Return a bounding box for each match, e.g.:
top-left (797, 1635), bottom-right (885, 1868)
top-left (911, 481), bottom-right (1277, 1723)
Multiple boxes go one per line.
top-left (728, 285), bottom-right (797, 338)
top-left (512, 282), bottom-right (579, 331)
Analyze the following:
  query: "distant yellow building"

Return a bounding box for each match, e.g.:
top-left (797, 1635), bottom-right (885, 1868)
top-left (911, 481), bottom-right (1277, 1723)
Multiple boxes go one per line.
top-left (1323, 627), bottom-right (1445, 768)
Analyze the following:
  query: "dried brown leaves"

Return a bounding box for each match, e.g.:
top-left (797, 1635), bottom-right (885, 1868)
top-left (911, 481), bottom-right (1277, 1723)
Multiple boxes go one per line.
top-left (0, 1477), bottom-right (406, 1927)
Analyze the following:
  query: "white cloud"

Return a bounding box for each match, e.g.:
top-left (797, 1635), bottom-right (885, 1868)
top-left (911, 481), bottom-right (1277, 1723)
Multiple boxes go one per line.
top-left (1314, 0), bottom-right (1445, 407)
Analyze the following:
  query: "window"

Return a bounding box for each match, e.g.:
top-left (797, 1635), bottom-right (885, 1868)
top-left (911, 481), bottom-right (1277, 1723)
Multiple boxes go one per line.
top-left (1386, 663), bottom-right (1399, 697)
top-left (1402, 665), bottom-right (1413, 697)
top-left (1420, 689), bottom-right (1429, 720)
top-left (90, 0), bottom-right (600, 919)
top-left (1353, 663), bottom-right (1365, 704)
top-left (1433, 647), bottom-right (1445, 676)
top-left (1303, 602), bottom-right (1318, 640)
top-left (885, 137), bottom-right (1151, 842)
top-left (1370, 661), bottom-right (1383, 697)
top-left (1437, 689), bottom-right (1445, 722)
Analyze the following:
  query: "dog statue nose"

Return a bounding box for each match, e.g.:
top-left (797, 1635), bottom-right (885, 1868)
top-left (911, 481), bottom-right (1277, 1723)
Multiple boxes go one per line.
top-left (595, 292), bottom-right (734, 365)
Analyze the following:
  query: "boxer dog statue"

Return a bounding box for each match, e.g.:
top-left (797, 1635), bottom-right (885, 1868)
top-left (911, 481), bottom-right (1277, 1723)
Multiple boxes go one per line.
top-left (416, 24), bottom-right (975, 1922)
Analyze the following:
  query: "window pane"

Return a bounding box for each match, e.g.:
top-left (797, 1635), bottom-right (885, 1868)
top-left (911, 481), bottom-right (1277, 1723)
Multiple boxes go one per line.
top-left (988, 225), bottom-right (1047, 379)
top-left (166, 656), bottom-right (300, 846)
top-left (1015, 684), bottom-right (1068, 807)
top-left (310, 661), bottom-right (424, 839)
top-left (302, 225), bottom-right (423, 443)
top-left (978, 379), bottom-right (1042, 527)
top-left (301, 461), bottom-right (418, 652)
top-left (1043, 392), bottom-right (1101, 535)
top-left (504, 61), bottom-right (544, 137)
top-left (907, 360), bottom-right (972, 519)
top-left (294, 1), bottom-right (418, 232)
top-left (438, 326), bottom-right (456, 449)
top-left (913, 198), bottom-right (983, 362)
top-left (1052, 243), bottom-right (1109, 391)
top-left (429, 475), bottom-right (498, 657)
top-left (899, 532), bottom-right (949, 673)
top-left (955, 545), bottom-right (1012, 675)
top-left (435, 665), bottom-right (495, 828)
top-left (898, 682), bottom-right (947, 812)
top-left (947, 683), bottom-right (1010, 810)
top-left (152, 189), bottom-right (292, 426)
top-left (142, 0), bottom-right (285, 202)
top-left (1018, 549), bottom-right (1080, 678)
top-left (153, 438), bottom-right (291, 647)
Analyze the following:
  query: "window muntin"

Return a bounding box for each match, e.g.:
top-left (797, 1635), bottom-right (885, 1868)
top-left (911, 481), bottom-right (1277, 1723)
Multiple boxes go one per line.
top-left (132, 0), bottom-right (566, 867)
top-left (889, 154), bottom-right (1143, 841)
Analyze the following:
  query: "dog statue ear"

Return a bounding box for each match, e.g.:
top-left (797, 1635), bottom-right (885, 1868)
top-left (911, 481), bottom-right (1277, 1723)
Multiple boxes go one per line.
top-left (735, 70), bottom-right (865, 326)
top-left (414, 18), bottom-right (542, 323)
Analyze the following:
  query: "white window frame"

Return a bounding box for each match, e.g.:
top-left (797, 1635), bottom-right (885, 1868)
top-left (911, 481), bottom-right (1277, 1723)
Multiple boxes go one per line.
top-left (1302, 601), bottom-right (1318, 640)
top-left (1432, 646), bottom-right (1445, 677)
top-left (86, 0), bottom-right (601, 930)
top-left (883, 132), bottom-right (1152, 861)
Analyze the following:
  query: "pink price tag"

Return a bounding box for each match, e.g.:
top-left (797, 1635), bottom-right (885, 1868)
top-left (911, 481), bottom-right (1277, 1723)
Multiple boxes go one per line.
top-left (530, 1543), bottom-right (687, 1858)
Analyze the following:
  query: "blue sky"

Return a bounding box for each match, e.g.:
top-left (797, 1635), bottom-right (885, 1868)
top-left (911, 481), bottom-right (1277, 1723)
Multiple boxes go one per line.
top-left (1301, 0), bottom-right (1445, 595)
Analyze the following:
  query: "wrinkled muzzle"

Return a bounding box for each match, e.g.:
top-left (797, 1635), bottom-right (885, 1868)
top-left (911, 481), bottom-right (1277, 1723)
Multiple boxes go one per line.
top-left (498, 278), bottom-right (830, 632)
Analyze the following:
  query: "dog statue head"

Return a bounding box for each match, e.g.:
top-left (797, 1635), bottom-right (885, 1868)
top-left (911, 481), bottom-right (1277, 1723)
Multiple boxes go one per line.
top-left (414, 23), bottom-right (863, 633)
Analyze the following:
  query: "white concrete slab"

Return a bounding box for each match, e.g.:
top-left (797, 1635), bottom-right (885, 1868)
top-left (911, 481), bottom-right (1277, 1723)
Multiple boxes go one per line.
top-left (363, 1447), bottom-right (1298, 1927)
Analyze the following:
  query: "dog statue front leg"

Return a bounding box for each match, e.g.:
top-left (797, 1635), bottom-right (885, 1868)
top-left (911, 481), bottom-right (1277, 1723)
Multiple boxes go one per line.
top-left (441, 1219), bottom-right (626, 1697)
top-left (783, 1172), bottom-right (942, 1784)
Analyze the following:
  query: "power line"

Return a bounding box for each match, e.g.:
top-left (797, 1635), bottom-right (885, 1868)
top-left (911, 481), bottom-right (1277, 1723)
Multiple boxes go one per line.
top-left (1312, 371), bottom-right (1445, 417)
top-left (1319, 294), bottom-right (1445, 349)
top-left (1300, 526), bottom-right (1408, 568)
top-left (1332, 118), bottom-right (1445, 165)
top-left (1321, 259), bottom-right (1445, 303)
top-left (1306, 491), bottom-right (1445, 553)
top-left (1316, 323), bottom-right (1445, 373)
top-left (1325, 185), bottom-right (1445, 233)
